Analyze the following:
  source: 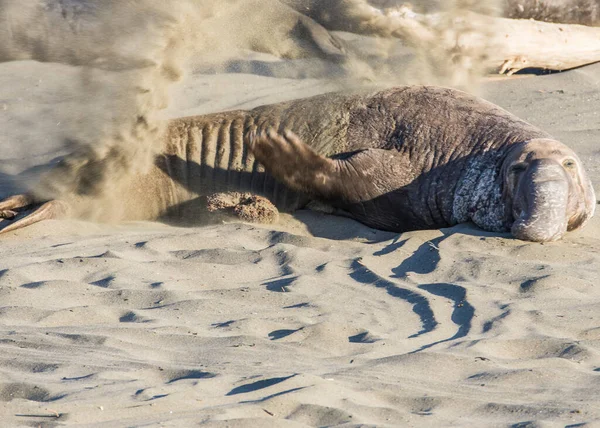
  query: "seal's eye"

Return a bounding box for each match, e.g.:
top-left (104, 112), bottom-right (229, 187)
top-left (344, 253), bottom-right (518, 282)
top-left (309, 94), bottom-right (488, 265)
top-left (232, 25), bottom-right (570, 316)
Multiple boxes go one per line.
top-left (563, 159), bottom-right (576, 169)
top-left (510, 163), bottom-right (527, 175)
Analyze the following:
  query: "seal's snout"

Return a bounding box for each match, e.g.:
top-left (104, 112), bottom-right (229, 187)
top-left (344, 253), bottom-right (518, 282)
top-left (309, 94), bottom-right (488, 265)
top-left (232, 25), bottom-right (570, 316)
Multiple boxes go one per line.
top-left (510, 159), bottom-right (570, 242)
top-left (502, 138), bottom-right (596, 242)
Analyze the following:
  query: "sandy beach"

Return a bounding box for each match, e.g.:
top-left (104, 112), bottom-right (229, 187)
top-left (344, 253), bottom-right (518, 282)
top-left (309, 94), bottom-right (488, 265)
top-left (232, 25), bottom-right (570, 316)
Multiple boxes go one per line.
top-left (1, 9), bottom-right (600, 427)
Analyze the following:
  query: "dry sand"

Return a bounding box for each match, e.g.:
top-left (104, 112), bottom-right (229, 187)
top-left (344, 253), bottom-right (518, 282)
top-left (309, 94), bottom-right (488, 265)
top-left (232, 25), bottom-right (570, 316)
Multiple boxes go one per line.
top-left (1, 29), bottom-right (600, 428)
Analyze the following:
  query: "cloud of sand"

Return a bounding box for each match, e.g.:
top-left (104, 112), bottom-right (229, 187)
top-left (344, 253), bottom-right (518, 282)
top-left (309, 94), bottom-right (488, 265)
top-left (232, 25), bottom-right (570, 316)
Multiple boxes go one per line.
top-left (406, 0), bottom-right (503, 90)
top-left (0, 0), bottom-right (205, 219)
top-left (0, 0), bottom-right (349, 218)
top-left (308, 0), bottom-right (503, 91)
top-left (186, 0), bottom-right (504, 91)
top-left (0, 0), bottom-right (503, 221)
top-left (189, 1), bottom-right (504, 91)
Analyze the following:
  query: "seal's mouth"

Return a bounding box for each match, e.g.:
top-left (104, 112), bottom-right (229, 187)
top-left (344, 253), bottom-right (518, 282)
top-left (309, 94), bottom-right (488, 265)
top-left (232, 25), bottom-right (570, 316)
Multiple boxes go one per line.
top-left (511, 215), bottom-right (567, 243)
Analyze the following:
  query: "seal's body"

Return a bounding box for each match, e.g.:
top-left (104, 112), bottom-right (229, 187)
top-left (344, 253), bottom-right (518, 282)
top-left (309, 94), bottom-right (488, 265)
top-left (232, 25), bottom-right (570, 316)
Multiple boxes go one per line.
top-left (0, 86), bottom-right (595, 241)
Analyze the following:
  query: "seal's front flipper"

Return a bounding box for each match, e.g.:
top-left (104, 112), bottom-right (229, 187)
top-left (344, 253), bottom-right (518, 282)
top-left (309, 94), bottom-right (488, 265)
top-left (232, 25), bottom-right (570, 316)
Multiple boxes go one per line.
top-left (247, 128), bottom-right (339, 199)
top-left (0, 194), bottom-right (70, 234)
top-left (247, 128), bottom-right (407, 205)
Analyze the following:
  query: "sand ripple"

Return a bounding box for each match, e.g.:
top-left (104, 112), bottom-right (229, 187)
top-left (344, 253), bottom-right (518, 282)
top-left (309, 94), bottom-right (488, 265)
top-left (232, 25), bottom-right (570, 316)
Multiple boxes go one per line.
top-left (1, 217), bottom-right (599, 426)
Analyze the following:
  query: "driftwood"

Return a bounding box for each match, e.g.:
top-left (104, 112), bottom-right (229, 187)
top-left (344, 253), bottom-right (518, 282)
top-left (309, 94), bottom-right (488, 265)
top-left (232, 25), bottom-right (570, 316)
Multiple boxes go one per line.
top-left (355, 6), bottom-right (600, 75)
top-left (491, 16), bottom-right (600, 74)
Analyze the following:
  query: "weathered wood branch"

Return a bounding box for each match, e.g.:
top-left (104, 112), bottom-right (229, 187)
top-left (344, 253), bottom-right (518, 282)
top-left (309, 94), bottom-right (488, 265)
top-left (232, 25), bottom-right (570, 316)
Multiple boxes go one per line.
top-left (490, 16), bottom-right (600, 74)
top-left (376, 8), bottom-right (600, 75)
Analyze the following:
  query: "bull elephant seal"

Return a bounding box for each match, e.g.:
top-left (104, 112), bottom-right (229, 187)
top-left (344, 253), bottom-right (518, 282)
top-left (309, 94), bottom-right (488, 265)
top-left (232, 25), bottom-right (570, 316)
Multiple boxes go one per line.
top-left (0, 86), bottom-right (595, 242)
top-left (248, 127), bottom-right (595, 242)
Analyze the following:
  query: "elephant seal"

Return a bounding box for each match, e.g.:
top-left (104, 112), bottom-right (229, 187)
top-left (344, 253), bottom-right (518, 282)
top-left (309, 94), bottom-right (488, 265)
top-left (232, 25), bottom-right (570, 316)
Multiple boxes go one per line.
top-left (248, 127), bottom-right (595, 242)
top-left (0, 86), bottom-right (595, 242)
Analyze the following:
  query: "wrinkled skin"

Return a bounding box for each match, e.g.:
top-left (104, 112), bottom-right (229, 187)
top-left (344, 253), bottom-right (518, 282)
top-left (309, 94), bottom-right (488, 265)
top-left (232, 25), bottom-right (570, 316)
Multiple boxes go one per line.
top-left (502, 139), bottom-right (595, 242)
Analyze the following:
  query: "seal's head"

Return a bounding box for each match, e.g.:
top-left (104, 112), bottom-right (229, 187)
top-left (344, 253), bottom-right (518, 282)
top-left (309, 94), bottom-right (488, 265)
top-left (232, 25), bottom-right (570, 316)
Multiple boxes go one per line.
top-left (502, 139), bottom-right (595, 242)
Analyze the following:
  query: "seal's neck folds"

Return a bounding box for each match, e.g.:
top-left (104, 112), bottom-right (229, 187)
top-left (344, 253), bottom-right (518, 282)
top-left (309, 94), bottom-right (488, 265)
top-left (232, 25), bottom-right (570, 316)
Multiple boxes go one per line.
top-left (452, 153), bottom-right (508, 233)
